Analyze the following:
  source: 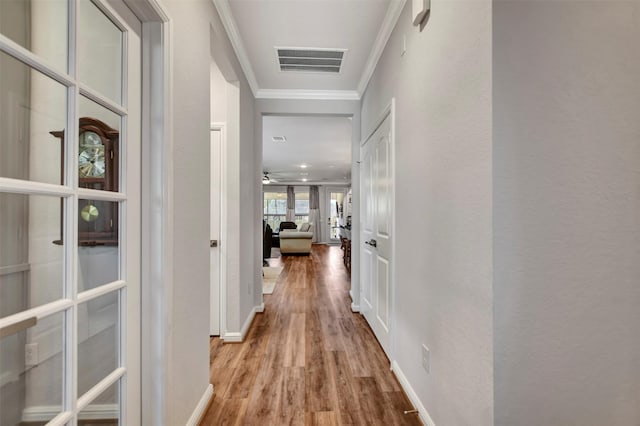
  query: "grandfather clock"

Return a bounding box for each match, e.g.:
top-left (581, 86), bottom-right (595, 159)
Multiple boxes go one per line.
top-left (51, 117), bottom-right (119, 246)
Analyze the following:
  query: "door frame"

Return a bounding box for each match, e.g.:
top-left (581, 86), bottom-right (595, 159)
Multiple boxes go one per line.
top-left (126, 0), bottom-right (172, 424)
top-left (359, 98), bottom-right (396, 362)
top-left (210, 122), bottom-right (227, 337)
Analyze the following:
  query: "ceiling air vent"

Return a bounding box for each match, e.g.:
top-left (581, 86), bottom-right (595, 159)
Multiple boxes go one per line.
top-left (276, 48), bottom-right (345, 73)
top-left (272, 136), bottom-right (287, 142)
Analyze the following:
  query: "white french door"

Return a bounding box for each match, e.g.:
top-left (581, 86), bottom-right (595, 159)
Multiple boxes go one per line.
top-left (327, 189), bottom-right (347, 244)
top-left (0, 0), bottom-right (141, 424)
top-left (360, 112), bottom-right (393, 358)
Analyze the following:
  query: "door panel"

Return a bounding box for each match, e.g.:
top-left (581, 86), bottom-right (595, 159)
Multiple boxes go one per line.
top-left (363, 155), bottom-right (373, 233)
top-left (376, 257), bottom-right (390, 332)
top-left (376, 136), bottom-right (391, 238)
top-left (362, 247), bottom-right (374, 311)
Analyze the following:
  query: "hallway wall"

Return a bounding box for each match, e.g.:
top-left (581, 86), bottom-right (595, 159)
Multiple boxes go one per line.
top-left (493, 2), bottom-right (640, 425)
top-left (361, 2), bottom-right (493, 425)
top-left (161, 1), bottom-right (258, 424)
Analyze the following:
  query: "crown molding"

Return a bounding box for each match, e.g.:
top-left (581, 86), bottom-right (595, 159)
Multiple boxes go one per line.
top-left (213, 0), bottom-right (259, 95)
top-left (255, 89), bottom-right (360, 101)
top-left (357, 0), bottom-right (407, 95)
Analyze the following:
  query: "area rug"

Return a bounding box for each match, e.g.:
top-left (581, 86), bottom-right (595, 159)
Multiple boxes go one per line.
top-left (262, 266), bottom-right (283, 294)
top-left (269, 247), bottom-right (281, 258)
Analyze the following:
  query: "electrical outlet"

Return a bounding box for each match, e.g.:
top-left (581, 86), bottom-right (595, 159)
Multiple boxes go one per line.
top-left (421, 344), bottom-right (430, 373)
top-left (25, 343), bottom-right (39, 366)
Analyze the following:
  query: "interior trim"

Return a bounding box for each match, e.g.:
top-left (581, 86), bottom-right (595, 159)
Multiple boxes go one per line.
top-left (213, 0), bottom-right (260, 95)
top-left (357, 0), bottom-right (407, 95)
top-left (185, 384), bottom-right (214, 426)
top-left (222, 304), bottom-right (261, 343)
top-left (391, 360), bottom-right (437, 426)
top-left (256, 89), bottom-right (360, 101)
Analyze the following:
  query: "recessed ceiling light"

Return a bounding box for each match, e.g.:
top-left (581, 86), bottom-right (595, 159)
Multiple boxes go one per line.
top-left (302, 178), bottom-right (308, 182)
top-left (300, 164), bottom-right (308, 169)
top-left (272, 136), bottom-right (286, 142)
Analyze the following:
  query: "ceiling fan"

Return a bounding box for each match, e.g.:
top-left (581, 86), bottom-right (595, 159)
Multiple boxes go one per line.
top-left (263, 170), bottom-right (308, 184)
top-left (262, 171), bottom-right (282, 184)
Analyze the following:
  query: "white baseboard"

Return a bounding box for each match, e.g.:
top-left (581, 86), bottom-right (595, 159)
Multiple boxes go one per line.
top-left (23, 404), bottom-right (118, 422)
top-left (391, 360), bottom-right (436, 426)
top-left (222, 304), bottom-right (260, 343)
top-left (222, 331), bottom-right (243, 342)
top-left (351, 302), bottom-right (360, 312)
top-left (186, 384), bottom-right (213, 426)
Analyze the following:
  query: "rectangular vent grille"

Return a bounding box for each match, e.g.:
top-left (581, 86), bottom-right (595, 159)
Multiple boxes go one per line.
top-left (277, 48), bottom-right (345, 73)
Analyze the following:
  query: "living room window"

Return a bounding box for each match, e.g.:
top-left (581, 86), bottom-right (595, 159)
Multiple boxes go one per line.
top-left (264, 191), bottom-right (287, 230)
top-left (294, 192), bottom-right (309, 226)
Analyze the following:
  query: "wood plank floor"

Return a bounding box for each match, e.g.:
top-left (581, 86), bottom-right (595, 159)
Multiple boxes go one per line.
top-left (199, 245), bottom-right (422, 426)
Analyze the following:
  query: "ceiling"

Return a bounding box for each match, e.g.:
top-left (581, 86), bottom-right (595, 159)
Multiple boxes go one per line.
top-left (214, 1), bottom-right (404, 185)
top-left (262, 116), bottom-right (352, 185)
top-left (215, 0), bottom-right (404, 99)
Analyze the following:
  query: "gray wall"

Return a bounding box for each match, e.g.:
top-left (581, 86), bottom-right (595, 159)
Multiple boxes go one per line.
top-left (162, 0), bottom-right (258, 423)
top-left (493, 2), bottom-right (640, 425)
top-left (209, 11), bottom-right (260, 334)
top-left (162, 2), bottom-right (212, 424)
top-left (361, 1), bottom-right (494, 425)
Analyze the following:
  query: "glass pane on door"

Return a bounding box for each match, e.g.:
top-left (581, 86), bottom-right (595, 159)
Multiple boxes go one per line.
top-left (78, 96), bottom-right (121, 191)
top-left (0, 51), bottom-right (67, 185)
top-left (0, 311), bottom-right (65, 425)
top-left (0, 0), bottom-right (68, 71)
top-left (79, 380), bottom-right (120, 424)
top-left (0, 193), bottom-right (64, 319)
top-left (78, 291), bottom-right (119, 397)
top-left (78, 0), bottom-right (123, 104)
top-left (78, 199), bottom-right (119, 292)
top-left (329, 191), bottom-right (345, 241)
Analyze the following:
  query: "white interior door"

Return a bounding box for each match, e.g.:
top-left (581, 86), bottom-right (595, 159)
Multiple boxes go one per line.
top-left (0, 0), bottom-right (141, 423)
top-left (360, 113), bottom-right (393, 357)
top-left (210, 126), bottom-right (222, 336)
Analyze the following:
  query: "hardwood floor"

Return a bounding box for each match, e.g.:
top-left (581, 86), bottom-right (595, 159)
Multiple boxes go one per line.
top-left (199, 245), bottom-right (421, 426)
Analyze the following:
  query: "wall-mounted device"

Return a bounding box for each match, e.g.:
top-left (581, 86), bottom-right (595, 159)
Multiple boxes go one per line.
top-left (412, 0), bottom-right (430, 26)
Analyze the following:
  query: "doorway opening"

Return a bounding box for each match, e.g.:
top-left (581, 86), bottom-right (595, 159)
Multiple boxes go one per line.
top-left (208, 28), bottom-right (241, 339)
top-left (261, 114), bottom-right (353, 267)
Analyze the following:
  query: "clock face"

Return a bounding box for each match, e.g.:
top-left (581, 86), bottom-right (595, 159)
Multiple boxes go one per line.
top-left (78, 131), bottom-right (106, 178)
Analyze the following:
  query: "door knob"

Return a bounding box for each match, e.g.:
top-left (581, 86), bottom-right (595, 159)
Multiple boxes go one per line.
top-left (364, 239), bottom-right (377, 248)
top-left (210, 240), bottom-right (218, 247)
